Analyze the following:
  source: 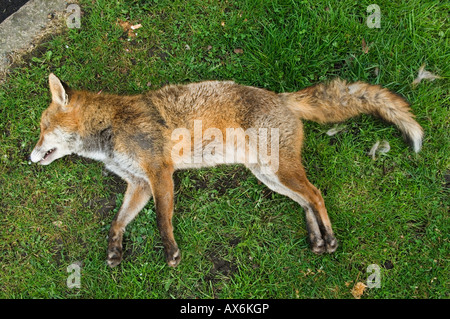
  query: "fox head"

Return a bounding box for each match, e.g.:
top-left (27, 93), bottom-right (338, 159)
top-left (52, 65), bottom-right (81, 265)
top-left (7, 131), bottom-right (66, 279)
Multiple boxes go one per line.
top-left (30, 73), bottom-right (80, 165)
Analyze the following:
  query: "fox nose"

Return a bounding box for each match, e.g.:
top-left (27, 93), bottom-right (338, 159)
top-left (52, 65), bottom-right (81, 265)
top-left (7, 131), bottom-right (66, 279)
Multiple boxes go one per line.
top-left (30, 146), bottom-right (41, 163)
top-left (28, 151), bottom-right (35, 162)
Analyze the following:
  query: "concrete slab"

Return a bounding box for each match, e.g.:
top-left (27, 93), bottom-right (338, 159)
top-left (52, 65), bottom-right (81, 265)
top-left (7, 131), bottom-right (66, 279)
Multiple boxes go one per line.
top-left (0, 0), bottom-right (69, 79)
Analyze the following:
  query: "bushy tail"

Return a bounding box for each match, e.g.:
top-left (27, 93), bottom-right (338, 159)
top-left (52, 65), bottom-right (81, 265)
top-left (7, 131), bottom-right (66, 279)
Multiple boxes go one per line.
top-left (280, 78), bottom-right (423, 152)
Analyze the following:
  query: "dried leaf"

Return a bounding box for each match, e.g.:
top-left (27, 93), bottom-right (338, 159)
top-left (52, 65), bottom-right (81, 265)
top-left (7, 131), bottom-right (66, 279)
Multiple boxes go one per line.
top-left (351, 282), bottom-right (367, 299)
top-left (52, 221), bottom-right (63, 228)
top-left (130, 24), bottom-right (142, 30)
top-left (116, 18), bottom-right (130, 30)
top-left (234, 48), bottom-right (244, 54)
top-left (116, 19), bottom-right (138, 38)
top-left (412, 63), bottom-right (442, 86)
top-left (362, 38), bottom-right (369, 53)
top-left (361, 38), bottom-right (373, 54)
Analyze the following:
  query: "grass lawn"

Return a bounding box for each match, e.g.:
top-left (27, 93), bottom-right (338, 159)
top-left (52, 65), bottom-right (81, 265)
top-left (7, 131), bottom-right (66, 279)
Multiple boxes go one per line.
top-left (0, 0), bottom-right (448, 298)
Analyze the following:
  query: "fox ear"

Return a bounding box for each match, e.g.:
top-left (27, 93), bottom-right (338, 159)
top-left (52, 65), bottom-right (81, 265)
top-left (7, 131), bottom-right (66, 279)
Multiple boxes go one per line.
top-left (49, 73), bottom-right (69, 106)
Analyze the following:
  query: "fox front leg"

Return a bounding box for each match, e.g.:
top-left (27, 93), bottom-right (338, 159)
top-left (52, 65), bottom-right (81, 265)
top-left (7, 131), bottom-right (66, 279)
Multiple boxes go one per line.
top-left (145, 164), bottom-right (181, 267)
top-left (107, 180), bottom-right (152, 267)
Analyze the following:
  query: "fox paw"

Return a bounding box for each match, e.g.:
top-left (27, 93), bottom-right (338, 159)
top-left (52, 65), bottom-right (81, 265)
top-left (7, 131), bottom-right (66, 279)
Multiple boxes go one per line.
top-left (166, 247), bottom-right (181, 267)
top-left (309, 235), bottom-right (338, 254)
top-left (310, 237), bottom-right (326, 254)
top-left (325, 236), bottom-right (338, 253)
top-left (107, 246), bottom-right (123, 268)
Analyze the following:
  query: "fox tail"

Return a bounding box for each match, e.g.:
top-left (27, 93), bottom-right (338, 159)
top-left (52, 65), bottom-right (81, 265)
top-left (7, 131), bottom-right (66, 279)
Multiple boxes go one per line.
top-left (281, 78), bottom-right (423, 152)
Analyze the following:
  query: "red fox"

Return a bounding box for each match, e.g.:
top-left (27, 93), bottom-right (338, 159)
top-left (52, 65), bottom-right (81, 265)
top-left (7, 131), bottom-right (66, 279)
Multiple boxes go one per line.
top-left (31, 73), bottom-right (423, 267)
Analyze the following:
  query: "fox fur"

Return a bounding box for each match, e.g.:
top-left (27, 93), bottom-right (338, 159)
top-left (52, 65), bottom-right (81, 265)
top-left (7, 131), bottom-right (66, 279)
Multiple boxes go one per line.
top-left (31, 73), bottom-right (423, 267)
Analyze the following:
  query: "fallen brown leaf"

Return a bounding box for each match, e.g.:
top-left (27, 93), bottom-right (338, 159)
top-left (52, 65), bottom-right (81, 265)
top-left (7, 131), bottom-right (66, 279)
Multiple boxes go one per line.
top-left (130, 24), bottom-right (142, 30)
top-left (116, 19), bottom-right (138, 38)
top-left (52, 221), bottom-right (63, 228)
top-left (362, 38), bottom-right (372, 54)
top-left (351, 282), bottom-right (367, 299)
top-left (234, 48), bottom-right (244, 54)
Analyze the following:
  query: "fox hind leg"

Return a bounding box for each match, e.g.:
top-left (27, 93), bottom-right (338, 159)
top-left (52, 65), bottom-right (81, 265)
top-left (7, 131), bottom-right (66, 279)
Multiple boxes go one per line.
top-left (248, 159), bottom-right (337, 254)
top-left (276, 165), bottom-right (338, 254)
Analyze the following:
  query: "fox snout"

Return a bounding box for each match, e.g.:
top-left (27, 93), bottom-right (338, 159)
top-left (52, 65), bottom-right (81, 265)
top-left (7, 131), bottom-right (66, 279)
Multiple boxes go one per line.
top-left (30, 128), bottom-right (75, 165)
top-left (30, 136), bottom-right (44, 162)
top-left (30, 136), bottom-right (57, 165)
top-left (30, 144), bottom-right (57, 165)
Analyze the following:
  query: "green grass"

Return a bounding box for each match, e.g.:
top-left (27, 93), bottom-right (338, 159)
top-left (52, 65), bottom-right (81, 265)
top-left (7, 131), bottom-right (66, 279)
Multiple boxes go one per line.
top-left (0, 0), bottom-right (448, 298)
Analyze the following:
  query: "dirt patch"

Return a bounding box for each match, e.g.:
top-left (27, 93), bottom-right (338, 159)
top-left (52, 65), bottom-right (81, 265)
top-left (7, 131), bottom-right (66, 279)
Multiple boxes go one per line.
top-left (206, 250), bottom-right (237, 278)
top-left (86, 197), bottom-right (117, 220)
top-left (174, 166), bottom-right (252, 197)
top-left (81, 167), bottom-right (126, 220)
top-left (211, 168), bottom-right (249, 196)
top-left (50, 236), bottom-right (65, 266)
top-left (228, 236), bottom-right (241, 247)
top-left (202, 244), bottom-right (238, 297)
top-left (407, 218), bottom-right (428, 238)
top-left (383, 260), bottom-right (394, 270)
top-left (204, 238), bottom-right (241, 283)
